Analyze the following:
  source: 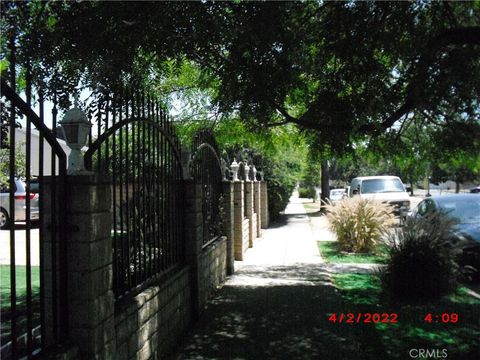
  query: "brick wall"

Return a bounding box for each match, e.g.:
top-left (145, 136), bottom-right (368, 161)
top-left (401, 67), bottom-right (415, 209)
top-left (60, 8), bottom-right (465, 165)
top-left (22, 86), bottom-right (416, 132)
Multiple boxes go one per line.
top-left (39, 173), bottom-right (263, 360)
top-left (114, 267), bottom-right (191, 360)
top-left (261, 181), bottom-right (269, 228)
top-left (254, 181), bottom-right (262, 239)
top-left (222, 181), bottom-right (235, 274)
top-left (244, 181), bottom-right (258, 247)
top-left (198, 237), bottom-right (227, 310)
top-left (242, 218), bottom-right (250, 253)
top-left (233, 181), bottom-right (248, 260)
top-left (249, 215), bottom-right (257, 247)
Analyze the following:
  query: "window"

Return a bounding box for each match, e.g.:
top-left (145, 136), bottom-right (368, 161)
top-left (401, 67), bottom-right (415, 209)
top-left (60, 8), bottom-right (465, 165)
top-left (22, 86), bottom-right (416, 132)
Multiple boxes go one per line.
top-left (361, 179), bottom-right (404, 194)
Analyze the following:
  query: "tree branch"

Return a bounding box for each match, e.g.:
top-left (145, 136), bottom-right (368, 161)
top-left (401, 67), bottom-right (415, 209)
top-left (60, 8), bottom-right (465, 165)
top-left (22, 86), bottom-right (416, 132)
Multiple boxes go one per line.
top-left (264, 120), bottom-right (291, 127)
top-left (422, 110), bottom-right (446, 127)
top-left (363, 26), bottom-right (480, 136)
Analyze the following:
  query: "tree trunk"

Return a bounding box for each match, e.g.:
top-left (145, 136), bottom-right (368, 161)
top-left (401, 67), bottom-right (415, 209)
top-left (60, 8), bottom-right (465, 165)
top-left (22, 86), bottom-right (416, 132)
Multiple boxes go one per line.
top-left (455, 176), bottom-right (460, 193)
top-left (320, 160), bottom-right (330, 212)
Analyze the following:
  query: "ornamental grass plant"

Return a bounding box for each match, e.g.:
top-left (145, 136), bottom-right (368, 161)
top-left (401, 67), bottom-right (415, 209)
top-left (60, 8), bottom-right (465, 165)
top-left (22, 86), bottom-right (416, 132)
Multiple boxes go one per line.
top-left (380, 212), bottom-right (460, 301)
top-left (324, 196), bottom-right (395, 253)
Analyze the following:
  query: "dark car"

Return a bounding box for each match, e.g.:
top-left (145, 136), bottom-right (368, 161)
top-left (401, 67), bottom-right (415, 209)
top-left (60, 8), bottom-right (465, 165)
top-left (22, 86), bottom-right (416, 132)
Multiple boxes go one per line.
top-left (414, 194), bottom-right (480, 280)
top-left (470, 186), bottom-right (480, 194)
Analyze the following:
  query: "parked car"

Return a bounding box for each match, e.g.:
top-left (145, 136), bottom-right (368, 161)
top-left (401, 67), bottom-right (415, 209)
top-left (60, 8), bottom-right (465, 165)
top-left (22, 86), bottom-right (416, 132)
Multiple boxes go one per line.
top-left (0, 178), bottom-right (40, 229)
top-left (329, 188), bottom-right (347, 205)
top-left (348, 176), bottom-right (410, 217)
top-left (470, 186), bottom-right (480, 194)
top-left (413, 194), bottom-right (480, 280)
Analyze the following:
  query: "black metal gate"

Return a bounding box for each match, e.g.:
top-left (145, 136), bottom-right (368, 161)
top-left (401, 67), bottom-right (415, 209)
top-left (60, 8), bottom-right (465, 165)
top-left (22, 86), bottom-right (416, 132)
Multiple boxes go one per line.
top-left (190, 129), bottom-right (224, 247)
top-left (84, 89), bottom-right (185, 300)
top-left (0, 47), bottom-right (68, 359)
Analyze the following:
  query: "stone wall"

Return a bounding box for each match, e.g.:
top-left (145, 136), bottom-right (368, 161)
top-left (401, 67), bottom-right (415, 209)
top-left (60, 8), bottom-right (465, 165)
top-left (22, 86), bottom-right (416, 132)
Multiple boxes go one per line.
top-left (248, 213), bottom-right (257, 247)
top-left (198, 237), bottom-right (227, 311)
top-left (254, 181), bottom-right (262, 239)
top-left (41, 175), bottom-right (116, 360)
top-left (114, 267), bottom-right (191, 360)
top-left (222, 181), bottom-right (235, 275)
top-left (244, 181), bottom-right (256, 247)
top-left (38, 174), bottom-right (268, 360)
top-left (42, 344), bottom-right (80, 360)
top-left (233, 181), bottom-right (248, 260)
top-left (261, 181), bottom-right (269, 228)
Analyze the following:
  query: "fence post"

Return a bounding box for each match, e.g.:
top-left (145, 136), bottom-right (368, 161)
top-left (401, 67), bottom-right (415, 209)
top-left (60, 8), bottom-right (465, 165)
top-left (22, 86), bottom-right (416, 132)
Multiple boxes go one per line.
top-left (233, 181), bottom-right (247, 260)
top-left (254, 181), bottom-right (261, 238)
top-left (222, 180), bottom-right (235, 275)
top-left (245, 180), bottom-right (255, 247)
top-left (184, 179), bottom-right (203, 319)
top-left (261, 181), bottom-right (269, 228)
top-left (58, 175), bottom-right (115, 360)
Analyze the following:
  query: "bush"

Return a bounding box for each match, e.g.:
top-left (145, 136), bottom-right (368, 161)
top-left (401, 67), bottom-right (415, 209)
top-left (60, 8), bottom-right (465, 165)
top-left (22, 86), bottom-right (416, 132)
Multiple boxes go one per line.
top-left (298, 186), bottom-right (316, 200)
top-left (324, 196), bottom-right (395, 253)
top-left (268, 178), bottom-right (295, 221)
top-left (379, 212), bottom-right (460, 301)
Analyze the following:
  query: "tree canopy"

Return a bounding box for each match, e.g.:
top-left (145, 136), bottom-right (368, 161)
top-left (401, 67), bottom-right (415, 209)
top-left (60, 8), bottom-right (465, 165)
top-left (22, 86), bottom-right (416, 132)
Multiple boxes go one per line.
top-left (1, 0), bottom-right (479, 156)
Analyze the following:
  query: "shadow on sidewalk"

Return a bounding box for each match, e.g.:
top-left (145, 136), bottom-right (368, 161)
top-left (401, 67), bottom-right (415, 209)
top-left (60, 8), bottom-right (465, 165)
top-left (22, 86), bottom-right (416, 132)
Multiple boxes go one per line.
top-left (171, 263), bottom-right (387, 360)
top-left (267, 212), bottom-right (312, 229)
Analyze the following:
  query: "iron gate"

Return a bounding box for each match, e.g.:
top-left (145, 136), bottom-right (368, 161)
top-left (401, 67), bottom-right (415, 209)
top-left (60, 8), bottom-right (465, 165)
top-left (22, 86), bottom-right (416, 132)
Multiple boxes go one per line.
top-left (0, 46), bottom-right (68, 359)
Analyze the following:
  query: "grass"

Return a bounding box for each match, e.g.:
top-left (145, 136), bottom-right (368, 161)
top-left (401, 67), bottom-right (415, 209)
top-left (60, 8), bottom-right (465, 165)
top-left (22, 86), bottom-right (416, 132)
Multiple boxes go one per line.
top-left (333, 273), bottom-right (480, 359)
top-left (0, 265), bottom-right (41, 345)
top-left (0, 265), bottom-right (40, 304)
top-left (318, 240), bottom-right (389, 264)
top-left (302, 202), bottom-right (320, 213)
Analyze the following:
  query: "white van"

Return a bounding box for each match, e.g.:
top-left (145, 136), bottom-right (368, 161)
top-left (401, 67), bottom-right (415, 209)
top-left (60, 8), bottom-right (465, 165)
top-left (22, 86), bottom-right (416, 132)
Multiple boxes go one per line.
top-left (349, 176), bottom-right (410, 217)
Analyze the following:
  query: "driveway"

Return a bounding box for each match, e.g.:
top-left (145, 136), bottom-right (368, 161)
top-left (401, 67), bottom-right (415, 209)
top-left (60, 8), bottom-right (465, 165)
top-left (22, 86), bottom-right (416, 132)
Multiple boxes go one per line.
top-left (0, 228), bottom-right (40, 266)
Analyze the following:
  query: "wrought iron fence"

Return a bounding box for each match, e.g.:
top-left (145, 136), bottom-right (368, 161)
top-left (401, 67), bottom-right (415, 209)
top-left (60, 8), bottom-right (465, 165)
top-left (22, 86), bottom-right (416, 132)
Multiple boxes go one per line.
top-left (190, 129), bottom-right (224, 246)
top-left (84, 89), bottom-right (185, 300)
top-left (0, 44), bottom-right (68, 359)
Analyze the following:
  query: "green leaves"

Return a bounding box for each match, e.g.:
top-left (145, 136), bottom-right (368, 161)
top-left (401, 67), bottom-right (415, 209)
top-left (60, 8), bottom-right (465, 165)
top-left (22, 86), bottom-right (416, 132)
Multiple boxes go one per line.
top-left (1, 0), bottom-right (478, 167)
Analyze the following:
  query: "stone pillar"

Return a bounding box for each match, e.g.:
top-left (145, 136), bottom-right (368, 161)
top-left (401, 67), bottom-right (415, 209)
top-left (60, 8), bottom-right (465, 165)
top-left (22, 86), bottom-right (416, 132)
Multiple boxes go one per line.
top-left (233, 181), bottom-right (246, 260)
top-left (244, 181), bottom-right (255, 247)
top-left (254, 181), bottom-right (261, 238)
top-left (42, 175), bottom-right (116, 360)
top-left (184, 180), bottom-right (203, 319)
top-left (222, 181), bottom-right (235, 275)
top-left (261, 181), bottom-right (269, 228)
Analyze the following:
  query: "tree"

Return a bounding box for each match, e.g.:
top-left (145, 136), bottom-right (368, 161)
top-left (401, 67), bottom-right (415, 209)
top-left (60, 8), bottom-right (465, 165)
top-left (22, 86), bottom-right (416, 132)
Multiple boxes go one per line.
top-left (2, 1), bottom-right (478, 149)
top-left (0, 100), bottom-right (25, 188)
top-left (175, 117), bottom-right (308, 219)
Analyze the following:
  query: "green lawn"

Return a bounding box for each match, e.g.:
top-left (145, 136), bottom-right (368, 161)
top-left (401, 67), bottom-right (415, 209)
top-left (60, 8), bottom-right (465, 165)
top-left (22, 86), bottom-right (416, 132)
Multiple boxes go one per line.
top-left (303, 202), bottom-right (321, 213)
top-left (0, 265), bottom-right (41, 344)
top-left (333, 273), bottom-right (480, 359)
top-left (318, 240), bottom-right (389, 264)
top-left (0, 265), bottom-right (40, 301)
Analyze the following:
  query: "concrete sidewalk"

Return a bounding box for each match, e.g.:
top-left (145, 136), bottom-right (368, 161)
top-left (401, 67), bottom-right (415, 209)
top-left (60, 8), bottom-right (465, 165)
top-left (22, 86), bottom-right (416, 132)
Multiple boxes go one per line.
top-left (171, 194), bottom-right (382, 360)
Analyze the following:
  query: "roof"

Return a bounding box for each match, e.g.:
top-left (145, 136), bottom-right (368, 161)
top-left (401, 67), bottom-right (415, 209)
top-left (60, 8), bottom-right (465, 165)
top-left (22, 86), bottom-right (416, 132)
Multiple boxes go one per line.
top-left (352, 176), bottom-right (401, 181)
top-left (428, 194), bottom-right (480, 203)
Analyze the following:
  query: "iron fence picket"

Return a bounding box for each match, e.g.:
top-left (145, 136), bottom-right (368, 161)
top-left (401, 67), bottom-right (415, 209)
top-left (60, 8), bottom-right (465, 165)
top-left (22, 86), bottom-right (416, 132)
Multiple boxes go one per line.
top-left (190, 129), bottom-right (224, 246)
top-left (84, 87), bottom-right (185, 301)
top-left (1, 50), bottom-right (68, 359)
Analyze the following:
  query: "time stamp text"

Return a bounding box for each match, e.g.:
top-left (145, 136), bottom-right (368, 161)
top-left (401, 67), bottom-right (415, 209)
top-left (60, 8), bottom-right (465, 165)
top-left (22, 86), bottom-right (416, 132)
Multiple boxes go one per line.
top-left (327, 312), bottom-right (459, 324)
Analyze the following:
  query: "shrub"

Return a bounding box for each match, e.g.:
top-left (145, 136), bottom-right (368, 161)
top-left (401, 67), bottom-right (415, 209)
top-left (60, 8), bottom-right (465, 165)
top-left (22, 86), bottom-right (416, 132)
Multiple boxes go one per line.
top-left (268, 178), bottom-right (295, 221)
top-left (298, 186), bottom-right (316, 200)
top-left (379, 212), bottom-right (460, 301)
top-left (324, 196), bottom-right (395, 253)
